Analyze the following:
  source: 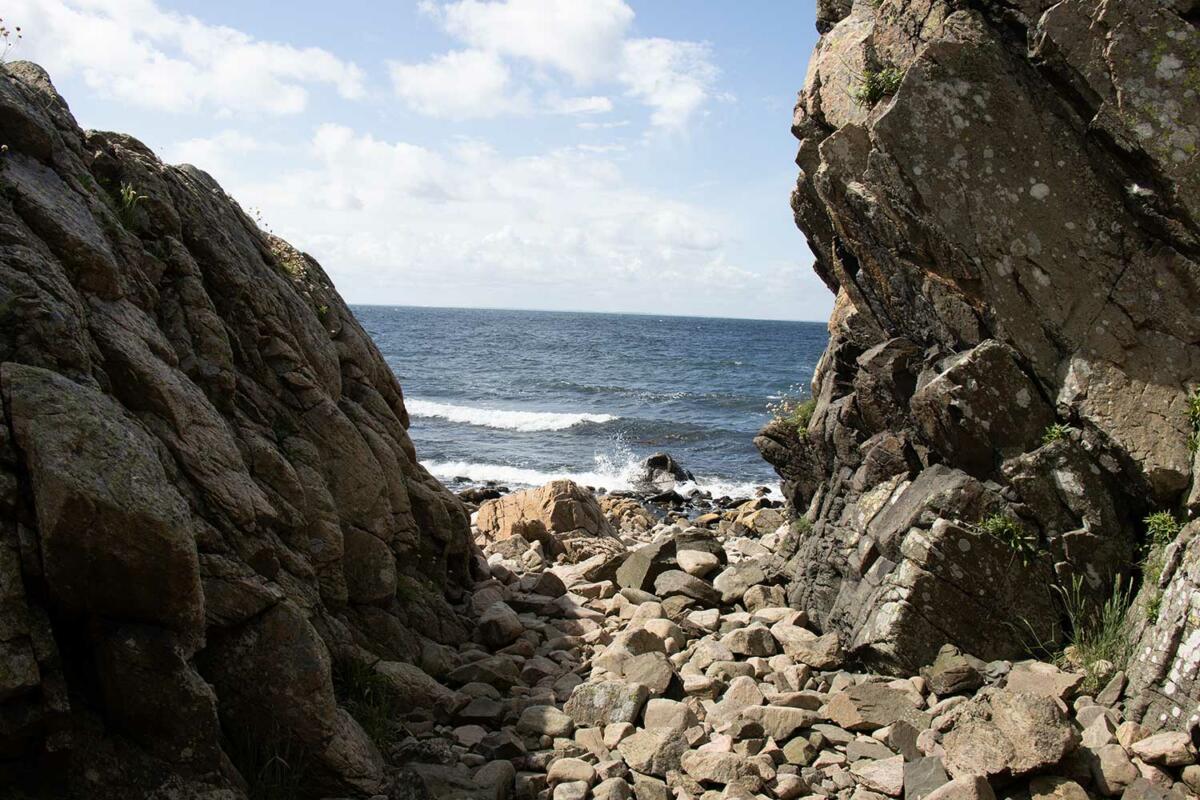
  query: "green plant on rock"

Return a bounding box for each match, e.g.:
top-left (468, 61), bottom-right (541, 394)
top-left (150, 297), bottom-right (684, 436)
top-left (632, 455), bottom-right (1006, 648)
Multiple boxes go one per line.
top-left (332, 658), bottom-right (400, 747)
top-left (768, 386), bottom-right (817, 437)
top-left (978, 512), bottom-right (1039, 566)
top-left (1142, 511), bottom-right (1181, 621)
top-left (852, 67), bottom-right (903, 107)
top-left (116, 181), bottom-right (147, 228)
top-left (1041, 423), bottom-right (1069, 445)
top-left (1056, 574), bottom-right (1134, 694)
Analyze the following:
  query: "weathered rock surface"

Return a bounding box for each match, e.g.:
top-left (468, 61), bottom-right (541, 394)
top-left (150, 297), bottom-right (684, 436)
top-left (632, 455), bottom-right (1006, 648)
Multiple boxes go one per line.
top-left (0, 63), bottom-right (472, 797)
top-left (477, 480), bottom-right (618, 560)
top-left (757, 0), bottom-right (1198, 692)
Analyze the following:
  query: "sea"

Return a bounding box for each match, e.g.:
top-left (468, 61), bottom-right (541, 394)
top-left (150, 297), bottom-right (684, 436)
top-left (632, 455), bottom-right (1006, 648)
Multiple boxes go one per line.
top-left (354, 306), bottom-right (829, 500)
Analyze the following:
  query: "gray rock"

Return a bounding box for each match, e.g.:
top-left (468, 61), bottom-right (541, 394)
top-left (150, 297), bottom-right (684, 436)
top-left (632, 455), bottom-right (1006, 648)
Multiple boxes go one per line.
top-left (652, 570), bottom-right (722, 606)
top-left (563, 681), bottom-right (650, 727)
top-left (903, 757), bottom-right (950, 800)
top-left (942, 688), bottom-right (1079, 781)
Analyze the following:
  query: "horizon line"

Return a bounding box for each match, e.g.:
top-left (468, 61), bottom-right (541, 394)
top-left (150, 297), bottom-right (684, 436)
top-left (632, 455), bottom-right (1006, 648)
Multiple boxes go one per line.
top-left (346, 301), bottom-right (831, 325)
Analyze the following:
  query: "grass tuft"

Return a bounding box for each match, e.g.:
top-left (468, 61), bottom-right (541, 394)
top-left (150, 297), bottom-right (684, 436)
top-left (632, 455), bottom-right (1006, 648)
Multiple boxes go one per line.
top-left (768, 387), bottom-right (817, 437)
top-left (852, 67), bottom-right (904, 107)
top-left (223, 723), bottom-right (310, 800)
top-left (1041, 423), bottom-right (1069, 445)
top-left (978, 512), bottom-right (1039, 566)
top-left (1057, 575), bottom-right (1134, 694)
top-left (332, 659), bottom-right (401, 747)
top-left (116, 182), bottom-right (147, 228)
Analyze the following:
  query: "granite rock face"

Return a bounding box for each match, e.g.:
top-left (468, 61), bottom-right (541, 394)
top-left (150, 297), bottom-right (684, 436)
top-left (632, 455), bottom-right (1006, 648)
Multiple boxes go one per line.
top-left (0, 63), bottom-right (472, 796)
top-left (758, 0), bottom-right (1199, 694)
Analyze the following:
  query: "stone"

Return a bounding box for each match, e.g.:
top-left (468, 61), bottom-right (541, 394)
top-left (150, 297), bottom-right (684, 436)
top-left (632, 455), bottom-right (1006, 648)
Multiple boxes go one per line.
top-left (720, 625), bottom-right (778, 657)
top-left (942, 689), bottom-right (1079, 781)
top-left (740, 705), bottom-right (820, 741)
top-left (826, 683), bottom-right (931, 732)
top-left (1029, 777), bottom-right (1089, 800)
top-left (924, 776), bottom-right (996, 800)
top-left (653, 570), bottom-right (722, 606)
top-left (922, 645), bottom-right (986, 697)
top-left (680, 750), bottom-right (767, 791)
top-left (1005, 661), bottom-right (1084, 702)
top-left (1130, 732), bottom-right (1198, 768)
top-left (770, 623), bottom-right (842, 669)
top-left (477, 602), bottom-right (525, 649)
top-left (617, 727), bottom-right (688, 777)
top-left (564, 681), bottom-right (650, 727)
top-left (642, 698), bottom-right (698, 731)
top-left (616, 539), bottom-right (677, 592)
top-left (850, 755), bottom-right (904, 797)
top-left (1092, 743), bottom-right (1139, 796)
top-left (743, 584), bottom-right (787, 612)
top-left (713, 561), bottom-right (768, 604)
top-left (477, 480), bottom-right (615, 558)
top-left (619, 652), bottom-right (675, 697)
top-left (475, 760), bottom-right (516, 800)
top-left (553, 781), bottom-right (590, 800)
top-left (516, 705), bottom-right (574, 738)
top-left (447, 657), bottom-right (523, 690)
top-left (548, 758), bottom-right (596, 786)
top-left (677, 549), bottom-right (720, 578)
top-left (903, 757), bottom-right (949, 800)
top-left (593, 776), bottom-right (633, 800)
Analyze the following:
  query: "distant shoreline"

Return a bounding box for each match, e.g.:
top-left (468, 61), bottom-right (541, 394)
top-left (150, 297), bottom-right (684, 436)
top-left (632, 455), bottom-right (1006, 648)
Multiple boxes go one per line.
top-left (348, 301), bottom-right (829, 326)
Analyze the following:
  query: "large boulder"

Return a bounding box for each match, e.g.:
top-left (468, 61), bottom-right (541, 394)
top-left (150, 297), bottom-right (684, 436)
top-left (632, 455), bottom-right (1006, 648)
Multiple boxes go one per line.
top-left (942, 689), bottom-right (1080, 782)
top-left (476, 480), bottom-right (616, 559)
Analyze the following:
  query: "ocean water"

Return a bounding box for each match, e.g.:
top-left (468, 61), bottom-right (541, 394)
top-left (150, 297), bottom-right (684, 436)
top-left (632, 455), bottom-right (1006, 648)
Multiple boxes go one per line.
top-left (354, 306), bottom-right (829, 499)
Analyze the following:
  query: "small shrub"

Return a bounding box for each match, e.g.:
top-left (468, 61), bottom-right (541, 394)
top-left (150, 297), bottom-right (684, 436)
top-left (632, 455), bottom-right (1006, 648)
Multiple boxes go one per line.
top-left (1057, 575), bottom-right (1134, 694)
top-left (1146, 591), bottom-right (1163, 622)
top-left (1041, 423), bottom-right (1069, 445)
top-left (978, 512), bottom-right (1039, 566)
top-left (332, 659), bottom-right (399, 747)
top-left (768, 387), bottom-right (817, 437)
top-left (852, 67), bottom-right (904, 107)
top-left (1145, 511), bottom-right (1180, 550)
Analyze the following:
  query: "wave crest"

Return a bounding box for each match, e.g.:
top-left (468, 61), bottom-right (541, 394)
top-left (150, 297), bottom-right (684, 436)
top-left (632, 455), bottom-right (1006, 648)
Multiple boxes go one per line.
top-left (407, 399), bottom-right (617, 432)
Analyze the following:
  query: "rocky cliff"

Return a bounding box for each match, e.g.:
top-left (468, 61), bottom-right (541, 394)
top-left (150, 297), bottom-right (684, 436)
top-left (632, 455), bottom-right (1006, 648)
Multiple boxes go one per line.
top-left (0, 63), bottom-right (474, 797)
top-left (756, 0), bottom-right (1199, 727)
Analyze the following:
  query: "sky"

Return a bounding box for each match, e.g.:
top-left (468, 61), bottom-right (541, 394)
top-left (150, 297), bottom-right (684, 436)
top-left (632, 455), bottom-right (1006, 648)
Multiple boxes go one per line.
top-left (7, 0), bottom-right (831, 321)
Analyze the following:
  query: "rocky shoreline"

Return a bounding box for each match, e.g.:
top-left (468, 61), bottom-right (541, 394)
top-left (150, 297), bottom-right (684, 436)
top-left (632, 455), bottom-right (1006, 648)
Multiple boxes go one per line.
top-left (374, 479), bottom-right (1200, 800)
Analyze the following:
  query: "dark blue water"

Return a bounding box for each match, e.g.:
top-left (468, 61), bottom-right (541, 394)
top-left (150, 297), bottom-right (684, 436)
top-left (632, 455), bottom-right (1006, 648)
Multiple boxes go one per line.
top-left (354, 306), bottom-right (828, 498)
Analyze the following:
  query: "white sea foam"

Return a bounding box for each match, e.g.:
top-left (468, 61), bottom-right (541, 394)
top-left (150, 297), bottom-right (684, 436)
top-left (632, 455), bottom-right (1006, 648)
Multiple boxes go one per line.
top-left (407, 399), bottom-right (617, 432)
top-left (421, 456), bottom-right (771, 500)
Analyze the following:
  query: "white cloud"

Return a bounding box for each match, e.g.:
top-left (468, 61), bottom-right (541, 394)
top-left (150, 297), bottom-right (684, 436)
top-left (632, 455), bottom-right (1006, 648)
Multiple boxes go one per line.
top-left (547, 95), bottom-right (614, 115)
top-left (167, 130), bottom-right (262, 175)
top-left (404, 0), bottom-right (722, 129)
top-left (7, 0), bottom-right (364, 114)
top-left (183, 123), bottom-right (782, 313)
top-left (434, 0), bottom-right (633, 82)
top-left (389, 49), bottom-right (524, 119)
top-left (620, 38), bottom-right (719, 129)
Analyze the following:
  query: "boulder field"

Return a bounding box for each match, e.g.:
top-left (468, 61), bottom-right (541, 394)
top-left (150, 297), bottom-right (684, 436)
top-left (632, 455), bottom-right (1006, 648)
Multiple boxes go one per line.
top-left (378, 482), bottom-right (1200, 800)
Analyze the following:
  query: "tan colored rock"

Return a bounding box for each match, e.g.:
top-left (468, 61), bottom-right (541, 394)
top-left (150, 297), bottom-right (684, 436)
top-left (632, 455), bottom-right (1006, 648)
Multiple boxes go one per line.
top-left (477, 480), bottom-right (616, 557)
top-left (942, 689), bottom-right (1079, 781)
top-left (1129, 732), bottom-right (1198, 768)
top-left (1005, 661), bottom-right (1083, 702)
top-left (826, 683), bottom-right (931, 732)
top-left (851, 755), bottom-right (904, 797)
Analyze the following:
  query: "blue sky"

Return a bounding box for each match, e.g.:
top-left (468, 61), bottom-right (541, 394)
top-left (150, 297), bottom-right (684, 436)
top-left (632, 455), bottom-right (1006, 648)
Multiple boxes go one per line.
top-left (11, 0), bottom-right (830, 321)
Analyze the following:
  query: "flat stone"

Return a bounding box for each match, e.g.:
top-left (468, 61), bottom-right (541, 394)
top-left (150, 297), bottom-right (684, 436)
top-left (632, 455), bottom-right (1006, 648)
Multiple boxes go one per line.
top-left (548, 758), bottom-right (596, 786)
top-left (826, 683), bottom-right (931, 732)
top-left (564, 681), bottom-right (650, 727)
top-left (1130, 732), bottom-right (1198, 767)
top-left (720, 624), bottom-right (778, 657)
top-left (516, 705), bottom-right (574, 737)
top-left (924, 776), bottom-right (996, 800)
top-left (617, 727), bottom-right (687, 777)
top-left (851, 755), bottom-right (904, 797)
top-left (1029, 776), bottom-right (1090, 800)
top-left (620, 651), bottom-right (674, 697)
top-left (770, 622), bottom-right (843, 668)
top-left (676, 549), bottom-right (720, 578)
top-left (740, 705), bottom-right (820, 741)
top-left (653, 570), bottom-right (721, 606)
top-left (903, 757), bottom-right (950, 800)
top-left (1005, 660), bottom-right (1084, 702)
